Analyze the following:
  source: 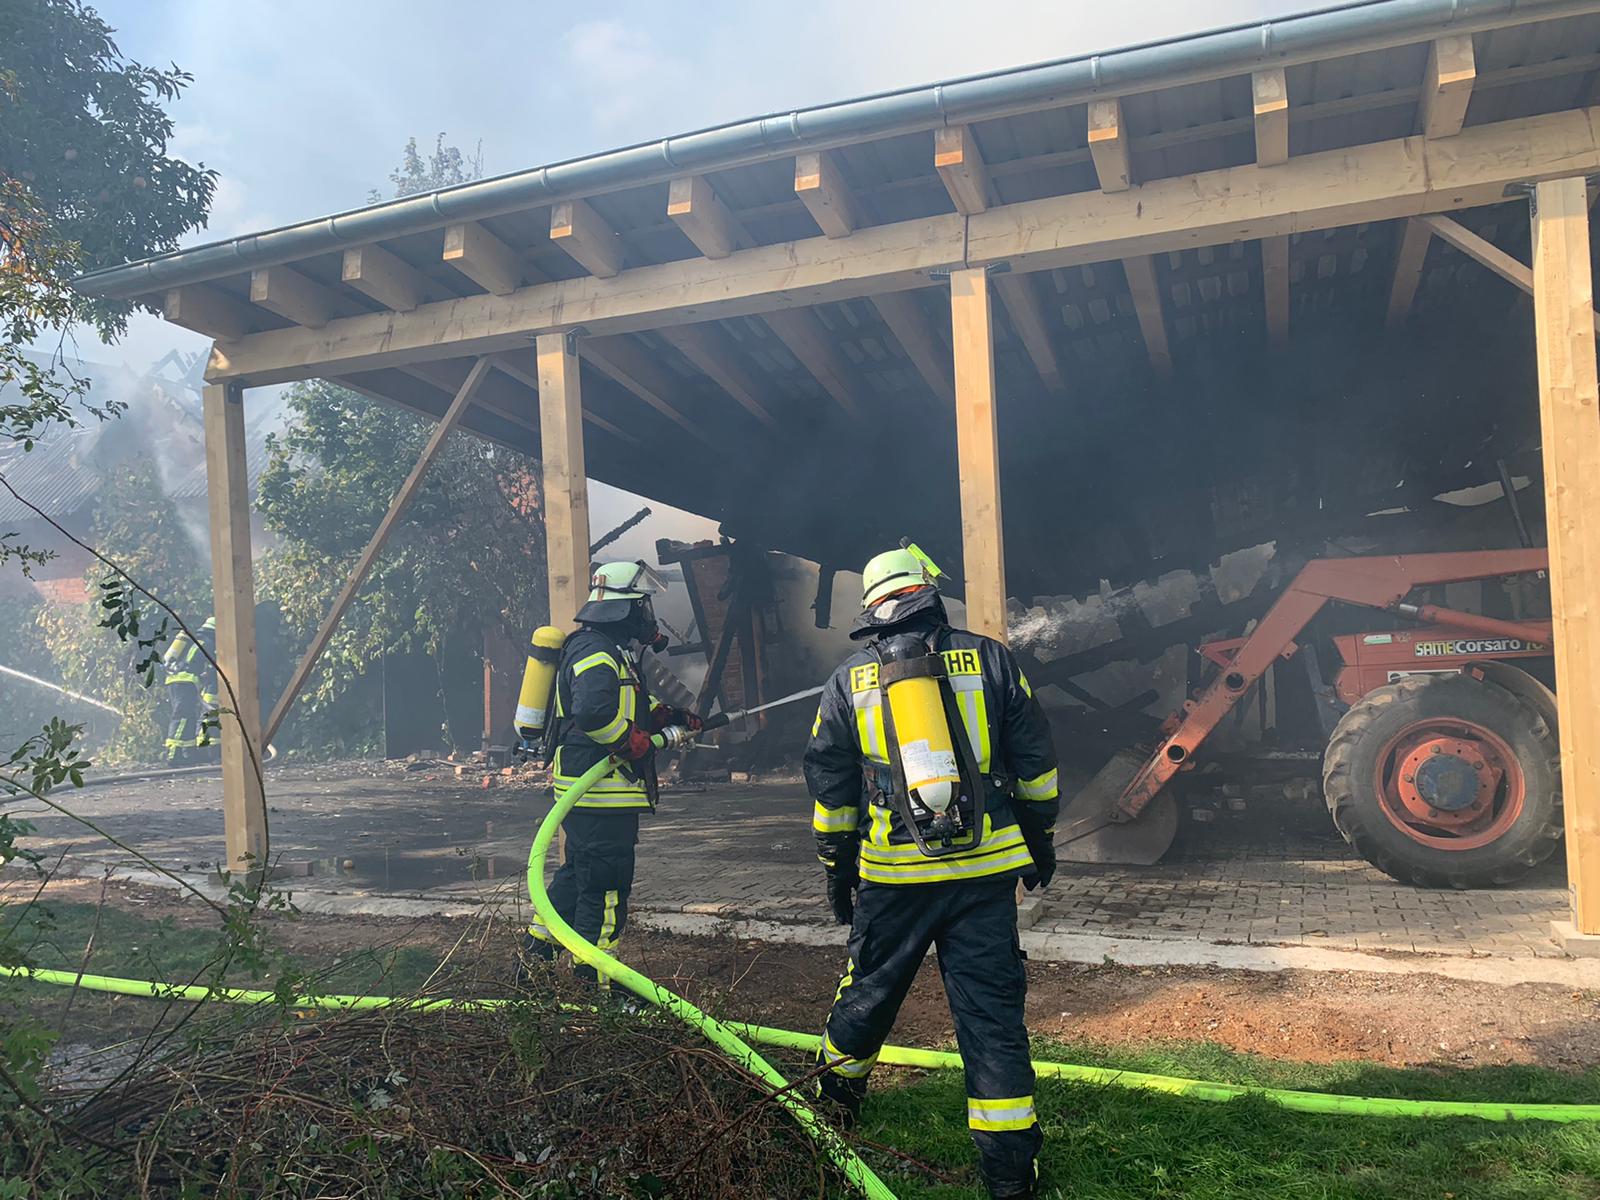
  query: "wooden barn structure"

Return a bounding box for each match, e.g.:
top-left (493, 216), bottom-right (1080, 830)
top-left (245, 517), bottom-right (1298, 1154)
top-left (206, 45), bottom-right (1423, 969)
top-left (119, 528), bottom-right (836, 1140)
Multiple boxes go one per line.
top-left (77, 0), bottom-right (1600, 941)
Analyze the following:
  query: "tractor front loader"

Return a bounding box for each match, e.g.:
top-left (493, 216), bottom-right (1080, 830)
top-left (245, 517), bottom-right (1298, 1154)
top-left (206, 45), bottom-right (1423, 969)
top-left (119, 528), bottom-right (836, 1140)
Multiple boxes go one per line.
top-left (1057, 550), bottom-right (1562, 888)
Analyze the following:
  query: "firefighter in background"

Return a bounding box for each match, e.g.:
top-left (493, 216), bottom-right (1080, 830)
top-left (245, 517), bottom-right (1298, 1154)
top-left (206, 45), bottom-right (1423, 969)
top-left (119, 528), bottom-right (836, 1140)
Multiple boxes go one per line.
top-left (163, 617), bottom-right (217, 765)
top-left (805, 544), bottom-right (1060, 1200)
top-left (519, 563), bottom-right (700, 983)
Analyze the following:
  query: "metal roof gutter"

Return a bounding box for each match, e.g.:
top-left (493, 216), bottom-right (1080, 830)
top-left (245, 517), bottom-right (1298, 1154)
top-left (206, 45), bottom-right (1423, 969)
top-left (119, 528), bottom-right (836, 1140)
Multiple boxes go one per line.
top-left (75, 0), bottom-right (1600, 302)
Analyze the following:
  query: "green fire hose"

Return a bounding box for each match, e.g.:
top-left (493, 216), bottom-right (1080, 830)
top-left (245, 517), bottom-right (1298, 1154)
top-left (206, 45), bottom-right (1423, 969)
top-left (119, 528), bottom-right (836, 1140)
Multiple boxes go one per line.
top-left (4, 739), bottom-right (1600, 1200)
top-left (524, 751), bottom-right (898, 1200)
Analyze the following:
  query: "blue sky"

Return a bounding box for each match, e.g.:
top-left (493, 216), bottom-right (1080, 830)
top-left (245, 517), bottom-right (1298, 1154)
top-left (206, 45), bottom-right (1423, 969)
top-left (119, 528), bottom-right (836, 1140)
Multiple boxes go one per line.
top-left (89, 0), bottom-right (1311, 370)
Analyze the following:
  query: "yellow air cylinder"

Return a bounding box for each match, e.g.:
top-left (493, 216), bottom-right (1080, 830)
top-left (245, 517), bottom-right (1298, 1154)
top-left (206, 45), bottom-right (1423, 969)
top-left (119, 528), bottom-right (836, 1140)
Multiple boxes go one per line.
top-left (879, 639), bottom-right (960, 813)
top-left (514, 626), bottom-right (567, 739)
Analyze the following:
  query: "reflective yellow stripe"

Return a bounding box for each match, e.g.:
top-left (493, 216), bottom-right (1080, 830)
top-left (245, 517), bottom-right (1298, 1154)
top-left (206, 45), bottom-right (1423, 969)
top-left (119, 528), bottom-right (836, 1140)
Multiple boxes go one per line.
top-left (832, 958), bottom-right (855, 1005)
top-left (1017, 670), bottom-right (1034, 698)
top-left (858, 845), bottom-right (1034, 885)
top-left (587, 710), bottom-right (631, 743)
top-left (1016, 767), bottom-right (1059, 800)
top-left (571, 652), bottom-right (620, 677)
top-left (968, 1095), bottom-right (1037, 1131)
top-left (822, 1031), bottom-right (878, 1079)
top-left (811, 706), bottom-right (822, 737)
top-left (166, 672), bottom-right (199, 685)
top-left (860, 820), bottom-right (1024, 864)
top-left (598, 889), bottom-right (620, 950)
top-left (813, 801), bottom-right (857, 834)
top-left (867, 803), bottom-right (892, 849)
top-left (526, 921), bottom-right (556, 944)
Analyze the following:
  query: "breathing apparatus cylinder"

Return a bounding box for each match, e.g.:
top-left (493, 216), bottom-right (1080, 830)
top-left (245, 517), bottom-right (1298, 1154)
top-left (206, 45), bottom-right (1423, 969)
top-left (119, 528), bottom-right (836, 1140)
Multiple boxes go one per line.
top-left (514, 626), bottom-right (567, 739)
top-left (878, 635), bottom-right (959, 816)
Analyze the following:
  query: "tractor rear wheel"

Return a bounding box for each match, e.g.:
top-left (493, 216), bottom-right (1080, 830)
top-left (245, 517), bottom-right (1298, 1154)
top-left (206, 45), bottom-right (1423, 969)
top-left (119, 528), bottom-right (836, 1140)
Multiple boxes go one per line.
top-left (1322, 673), bottom-right (1562, 888)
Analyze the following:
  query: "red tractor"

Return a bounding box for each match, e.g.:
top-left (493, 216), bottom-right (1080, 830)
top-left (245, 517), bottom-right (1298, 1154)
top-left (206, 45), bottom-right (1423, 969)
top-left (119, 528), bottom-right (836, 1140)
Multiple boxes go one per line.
top-left (1058, 550), bottom-right (1562, 888)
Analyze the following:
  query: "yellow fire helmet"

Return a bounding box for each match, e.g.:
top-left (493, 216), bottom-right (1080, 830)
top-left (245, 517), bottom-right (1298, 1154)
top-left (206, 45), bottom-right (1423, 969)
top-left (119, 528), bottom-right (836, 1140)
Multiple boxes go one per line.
top-left (860, 541), bottom-right (944, 610)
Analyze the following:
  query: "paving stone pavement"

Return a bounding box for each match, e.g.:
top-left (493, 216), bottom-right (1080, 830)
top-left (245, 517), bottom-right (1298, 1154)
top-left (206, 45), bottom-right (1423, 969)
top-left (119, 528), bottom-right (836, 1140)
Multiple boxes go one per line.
top-left (15, 764), bottom-right (1571, 960)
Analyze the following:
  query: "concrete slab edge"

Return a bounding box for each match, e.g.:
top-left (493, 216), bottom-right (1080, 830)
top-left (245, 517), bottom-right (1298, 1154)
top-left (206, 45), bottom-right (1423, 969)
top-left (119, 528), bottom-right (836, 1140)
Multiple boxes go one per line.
top-left (33, 862), bottom-right (1599, 987)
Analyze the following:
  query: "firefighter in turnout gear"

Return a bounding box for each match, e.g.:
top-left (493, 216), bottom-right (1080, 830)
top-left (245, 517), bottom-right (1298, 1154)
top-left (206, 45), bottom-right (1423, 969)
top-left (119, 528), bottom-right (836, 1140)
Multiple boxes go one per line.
top-left (163, 618), bottom-right (217, 765)
top-left (805, 544), bottom-right (1059, 1200)
top-left (520, 563), bottom-right (700, 983)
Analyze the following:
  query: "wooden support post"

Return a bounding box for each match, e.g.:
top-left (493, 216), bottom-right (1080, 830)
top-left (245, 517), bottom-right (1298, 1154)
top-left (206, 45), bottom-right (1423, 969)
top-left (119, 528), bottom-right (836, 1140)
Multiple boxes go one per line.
top-left (949, 267), bottom-right (1007, 642)
top-left (537, 332), bottom-right (593, 627)
top-left (202, 382), bottom-right (266, 873)
top-left (264, 358), bottom-right (493, 744)
top-left (1530, 176), bottom-right (1600, 938)
top-left (1386, 217), bottom-right (1433, 327)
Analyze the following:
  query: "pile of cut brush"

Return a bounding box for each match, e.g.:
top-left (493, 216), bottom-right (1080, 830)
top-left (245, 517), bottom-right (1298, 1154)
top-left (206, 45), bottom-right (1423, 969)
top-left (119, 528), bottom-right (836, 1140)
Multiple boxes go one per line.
top-left (8, 974), bottom-right (852, 1199)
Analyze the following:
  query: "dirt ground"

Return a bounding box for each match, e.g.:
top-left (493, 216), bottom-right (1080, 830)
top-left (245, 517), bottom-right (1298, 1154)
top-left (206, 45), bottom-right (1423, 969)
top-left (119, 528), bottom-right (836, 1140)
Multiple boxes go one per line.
top-left (10, 876), bottom-right (1600, 1073)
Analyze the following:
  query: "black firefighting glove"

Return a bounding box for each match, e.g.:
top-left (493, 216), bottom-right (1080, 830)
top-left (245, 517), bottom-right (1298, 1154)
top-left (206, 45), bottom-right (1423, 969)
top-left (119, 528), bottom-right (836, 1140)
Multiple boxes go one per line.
top-left (1016, 818), bottom-right (1057, 892)
top-left (822, 842), bottom-right (859, 927)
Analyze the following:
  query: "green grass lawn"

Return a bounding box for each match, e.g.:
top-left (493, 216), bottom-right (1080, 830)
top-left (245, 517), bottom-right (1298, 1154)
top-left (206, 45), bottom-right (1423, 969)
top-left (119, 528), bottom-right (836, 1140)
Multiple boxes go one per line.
top-left (862, 1040), bottom-right (1600, 1200)
top-left (7, 898), bottom-right (1600, 1199)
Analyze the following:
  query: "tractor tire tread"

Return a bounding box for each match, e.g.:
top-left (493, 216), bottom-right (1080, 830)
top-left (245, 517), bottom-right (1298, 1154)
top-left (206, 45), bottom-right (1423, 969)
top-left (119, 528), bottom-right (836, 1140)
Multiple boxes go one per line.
top-left (1322, 673), bottom-right (1562, 889)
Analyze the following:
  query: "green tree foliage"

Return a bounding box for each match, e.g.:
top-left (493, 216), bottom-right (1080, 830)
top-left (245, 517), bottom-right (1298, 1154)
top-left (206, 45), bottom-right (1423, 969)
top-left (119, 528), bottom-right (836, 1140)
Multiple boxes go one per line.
top-left (257, 380), bottom-right (546, 750)
top-left (36, 463), bottom-right (208, 764)
top-left (0, 0), bottom-right (215, 556)
top-left (373, 132), bottom-right (484, 201)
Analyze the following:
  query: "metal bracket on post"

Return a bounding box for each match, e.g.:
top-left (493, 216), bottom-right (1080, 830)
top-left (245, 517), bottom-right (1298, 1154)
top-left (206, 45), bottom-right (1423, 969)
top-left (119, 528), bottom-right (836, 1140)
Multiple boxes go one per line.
top-left (929, 262), bottom-right (1012, 283)
top-left (564, 327), bottom-right (587, 356)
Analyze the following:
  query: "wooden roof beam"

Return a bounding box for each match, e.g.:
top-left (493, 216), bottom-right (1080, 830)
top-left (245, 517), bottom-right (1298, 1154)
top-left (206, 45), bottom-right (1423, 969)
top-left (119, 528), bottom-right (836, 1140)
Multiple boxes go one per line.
top-left (763, 307), bottom-right (866, 419)
top-left (657, 322), bottom-right (780, 430)
top-left (443, 221), bottom-right (524, 295)
top-left (550, 198), bottom-right (625, 278)
top-left (993, 273), bottom-right (1065, 395)
top-left (1385, 217), bottom-right (1433, 327)
top-left (667, 176), bottom-right (750, 259)
top-left (205, 106), bottom-right (1600, 385)
top-left (342, 244), bottom-right (430, 312)
top-left (163, 283), bottom-right (257, 339)
top-left (1121, 255), bottom-right (1172, 375)
top-left (871, 290), bottom-right (954, 405)
top-left (795, 151), bottom-right (859, 238)
top-left (1253, 68), bottom-right (1290, 166)
top-left (1261, 235), bottom-right (1291, 349)
top-left (250, 265), bottom-right (336, 328)
top-left (1088, 98), bottom-right (1132, 192)
top-left (1421, 35), bottom-right (1476, 139)
top-left (935, 124), bottom-right (992, 215)
top-left (579, 335), bottom-right (714, 446)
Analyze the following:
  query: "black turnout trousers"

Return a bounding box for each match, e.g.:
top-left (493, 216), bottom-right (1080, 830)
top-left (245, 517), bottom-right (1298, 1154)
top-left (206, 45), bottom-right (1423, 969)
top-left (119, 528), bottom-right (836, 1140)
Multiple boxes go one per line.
top-left (824, 875), bottom-right (1041, 1190)
top-left (530, 809), bottom-right (638, 982)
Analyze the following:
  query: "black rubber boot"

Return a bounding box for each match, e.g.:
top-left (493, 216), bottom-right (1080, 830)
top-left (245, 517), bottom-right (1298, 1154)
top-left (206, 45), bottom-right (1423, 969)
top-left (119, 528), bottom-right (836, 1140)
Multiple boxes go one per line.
top-left (980, 1160), bottom-right (1039, 1199)
top-left (514, 930), bottom-right (555, 988)
top-left (815, 1066), bottom-right (867, 1130)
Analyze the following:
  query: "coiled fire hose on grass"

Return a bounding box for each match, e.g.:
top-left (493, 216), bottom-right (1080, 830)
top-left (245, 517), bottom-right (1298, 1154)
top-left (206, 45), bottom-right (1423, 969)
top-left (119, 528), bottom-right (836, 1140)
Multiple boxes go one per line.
top-left (3, 735), bottom-right (1600, 1195)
